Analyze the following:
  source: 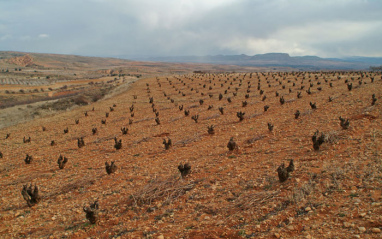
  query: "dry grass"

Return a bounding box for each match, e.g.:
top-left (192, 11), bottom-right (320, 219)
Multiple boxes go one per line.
top-left (245, 135), bottom-right (265, 144)
top-left (288, 175), bottom-right (319, 204)
top-left (324, 130), bottom-right (345, 144)
top-left (234, 191), bottom-right (279, 210)
top-left (129, 175), bottom-right (195, 206)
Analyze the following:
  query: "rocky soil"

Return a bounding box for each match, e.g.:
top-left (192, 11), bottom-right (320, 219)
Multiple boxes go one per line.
top-left (6, 54), bottom-right (35, 67)
top-left (0, 71), bottom-right (381, 238)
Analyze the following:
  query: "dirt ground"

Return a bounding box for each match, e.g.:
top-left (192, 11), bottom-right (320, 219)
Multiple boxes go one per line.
top-left (0, 71), bottom-right (381, 238)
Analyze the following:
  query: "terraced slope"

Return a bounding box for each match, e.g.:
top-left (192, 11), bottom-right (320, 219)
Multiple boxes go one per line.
top-left (0, 71), bottom-right (381, 238)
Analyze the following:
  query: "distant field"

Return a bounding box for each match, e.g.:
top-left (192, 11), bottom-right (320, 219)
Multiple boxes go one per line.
top-left (0, 51), bottom-right (274, 128)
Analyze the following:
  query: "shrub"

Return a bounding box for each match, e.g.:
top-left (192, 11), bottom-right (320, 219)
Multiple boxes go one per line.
top-left (92, 94), bottom-right (103, 102)
top-left (73, 95), bottom-right (89, 105)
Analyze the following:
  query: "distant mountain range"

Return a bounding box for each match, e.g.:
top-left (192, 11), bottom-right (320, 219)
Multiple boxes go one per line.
top-left (2, 51), bottom-right (382, 71)
top-left (131, 53), bottom-right (382, 70)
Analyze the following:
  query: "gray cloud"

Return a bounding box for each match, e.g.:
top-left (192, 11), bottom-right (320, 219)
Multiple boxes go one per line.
top-left (0, 0), bottom-right (381, 58)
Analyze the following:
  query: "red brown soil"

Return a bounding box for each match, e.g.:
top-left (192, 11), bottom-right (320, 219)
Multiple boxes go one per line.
top-left (0, 72), bottom-right (381, 239)
top-left (7, 54), bottom-right (35, 67)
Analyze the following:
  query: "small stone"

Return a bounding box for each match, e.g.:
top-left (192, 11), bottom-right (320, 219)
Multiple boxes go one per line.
top-left (287, 225), bottom-right (295, 230)
top-left (343, 222), bottom-right (351, 228)
top-left (354, 235), bottom-right (360, 239)
top-left (371, 228), bottom-right (381, 233)
top-left (305, 207), bottom-right (312, 212)
top-left (359, 213), bottom-right (366, 217)
top-left (358, 227), bottom-right (366, 233)
top-left (157, 235), bottom-right (164, 239)
top-left (274, 233), bottom-right (280, 238)
top-left (305, 235), bottom-right (312, 239)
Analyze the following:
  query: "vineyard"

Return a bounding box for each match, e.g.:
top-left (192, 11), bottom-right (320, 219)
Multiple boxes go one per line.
top-left (0, 70), bottom-right (381, 238)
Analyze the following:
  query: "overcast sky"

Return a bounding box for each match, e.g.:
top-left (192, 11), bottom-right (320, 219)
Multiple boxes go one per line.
top-left (1, 0), bottom-right (381, 58)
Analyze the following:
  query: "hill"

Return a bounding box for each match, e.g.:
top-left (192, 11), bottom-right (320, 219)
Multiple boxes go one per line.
top-left (0, 51), bottom-right (279, 75)
top-left (0, 70), bottom-right (381, 238)
top-left (137, 53), bottom-right (382, 70)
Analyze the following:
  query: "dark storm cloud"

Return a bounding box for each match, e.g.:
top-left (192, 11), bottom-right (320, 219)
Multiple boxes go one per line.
top-left (0, 0), bottom-right (381, 58)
